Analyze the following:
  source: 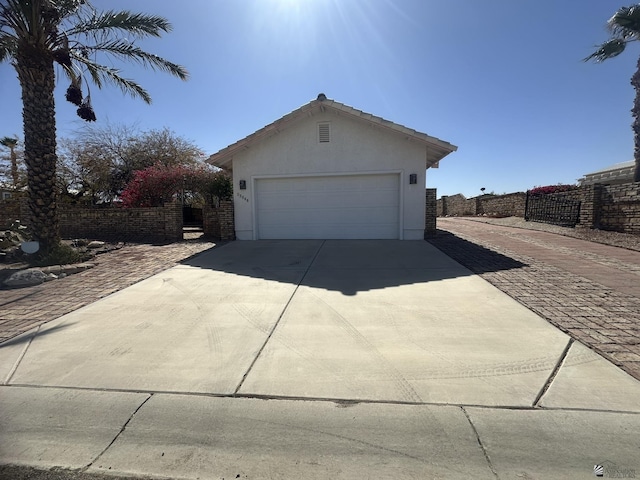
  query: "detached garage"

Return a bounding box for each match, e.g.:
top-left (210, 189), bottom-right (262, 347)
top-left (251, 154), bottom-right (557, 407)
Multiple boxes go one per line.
top-left (208, 94), bottom-right (457, 240)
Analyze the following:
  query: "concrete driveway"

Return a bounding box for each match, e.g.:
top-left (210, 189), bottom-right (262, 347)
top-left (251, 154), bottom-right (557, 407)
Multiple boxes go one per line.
top-left (2, 240), bottom-right (640, 479)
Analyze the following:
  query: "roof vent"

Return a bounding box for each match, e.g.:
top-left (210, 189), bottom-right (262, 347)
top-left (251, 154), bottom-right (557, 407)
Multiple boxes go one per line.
top-left (318, 122), bottom-right (330, 143)
top-left (317, 93), bottom-right (327, 101)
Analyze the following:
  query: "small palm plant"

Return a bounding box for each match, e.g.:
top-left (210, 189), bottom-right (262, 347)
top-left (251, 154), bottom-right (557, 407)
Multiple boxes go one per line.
top-left (584, 4), bottom-right (640, 183)
top-left (0, 0), bottom-right (188, 254)
top-left (0, 136), bottom-right (20, 187)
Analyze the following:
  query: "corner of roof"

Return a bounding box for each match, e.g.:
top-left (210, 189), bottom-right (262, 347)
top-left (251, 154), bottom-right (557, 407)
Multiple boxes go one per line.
top-left (207, 93), bottom-right (457, 167)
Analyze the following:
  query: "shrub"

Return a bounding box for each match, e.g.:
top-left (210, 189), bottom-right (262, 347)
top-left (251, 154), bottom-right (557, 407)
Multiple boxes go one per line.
top-left (120, 164), bottom-right (232, 208)
top-left (29, 243), bottom-right (85, 267)
top-left (120, 164), bottom-right (187, 207)
top-left (529, 184), bottom-right (578, 195)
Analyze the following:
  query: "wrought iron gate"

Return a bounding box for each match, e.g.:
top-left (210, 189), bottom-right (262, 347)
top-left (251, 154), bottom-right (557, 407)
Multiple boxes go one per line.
top-left (524, 192), bottom-right (581, 227)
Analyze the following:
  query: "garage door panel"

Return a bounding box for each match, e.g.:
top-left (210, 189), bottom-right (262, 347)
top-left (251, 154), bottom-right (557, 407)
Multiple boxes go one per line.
top-left (259, 176), bottom-right (397, 191)
top-left (258, 224), bottom-right (398, 240)
top-left (259, 191), bottom-right (398, 210)
top-left (261, 206), bottom-right (399, 225)
top-left (256, 174), bottom-right (400, 239)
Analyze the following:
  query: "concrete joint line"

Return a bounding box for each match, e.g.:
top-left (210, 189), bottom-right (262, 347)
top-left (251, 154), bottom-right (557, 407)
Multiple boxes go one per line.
top-left (532, 338), bottom-right (574, 408)
top-left (82, 393), bottom-right (153, 472)
top-left (233, 240), bottom-right (327, 395)
top-left (461, 406), bottom-right (499, 479)
top-left (3, 326), bottom-right (40, 385)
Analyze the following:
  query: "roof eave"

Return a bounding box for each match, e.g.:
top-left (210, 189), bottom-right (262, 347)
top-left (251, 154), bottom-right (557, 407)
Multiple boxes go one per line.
top-left (207, 97), bottom-right (458, 169)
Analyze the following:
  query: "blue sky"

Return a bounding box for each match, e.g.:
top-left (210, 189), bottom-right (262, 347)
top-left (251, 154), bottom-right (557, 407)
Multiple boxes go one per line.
top-left (0, 0), bottom-right (637, 197)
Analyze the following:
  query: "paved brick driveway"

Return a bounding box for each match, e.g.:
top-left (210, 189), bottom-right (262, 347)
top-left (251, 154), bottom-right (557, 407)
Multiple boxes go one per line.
top-left (431, 218), bottom-right (640, 380)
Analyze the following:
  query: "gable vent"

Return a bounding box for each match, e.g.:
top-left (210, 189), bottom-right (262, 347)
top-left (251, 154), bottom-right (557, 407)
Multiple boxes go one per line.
top-left (318, 122), bottom-right (330, 143)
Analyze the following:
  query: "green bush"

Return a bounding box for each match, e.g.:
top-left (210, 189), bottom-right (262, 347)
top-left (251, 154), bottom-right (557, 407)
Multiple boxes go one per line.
top-left (29, 243), bottom-right (85, 267)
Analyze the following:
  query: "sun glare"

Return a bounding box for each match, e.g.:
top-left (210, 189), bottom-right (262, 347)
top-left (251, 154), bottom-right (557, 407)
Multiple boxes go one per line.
top-left (248, 0), bottom-right (324, 58)
top-left (272, 0), bottom-right (318, 16)
top-left (275, 0), bottom-right (312, 6)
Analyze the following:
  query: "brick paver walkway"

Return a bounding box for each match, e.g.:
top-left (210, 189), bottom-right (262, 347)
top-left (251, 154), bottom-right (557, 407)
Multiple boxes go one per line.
top-left (0, 238), bottom-right (216, 344)
top-left (431, 218), bottom-right (640, 381)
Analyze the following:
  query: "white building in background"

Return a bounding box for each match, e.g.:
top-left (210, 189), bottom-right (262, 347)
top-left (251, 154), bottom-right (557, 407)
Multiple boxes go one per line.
top-left (579, 161), bottom-right (635, 186)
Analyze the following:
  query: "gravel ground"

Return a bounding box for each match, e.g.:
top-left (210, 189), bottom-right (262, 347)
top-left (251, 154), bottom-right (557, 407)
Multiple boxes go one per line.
top-left (455, 216), bottom-right (640, 252)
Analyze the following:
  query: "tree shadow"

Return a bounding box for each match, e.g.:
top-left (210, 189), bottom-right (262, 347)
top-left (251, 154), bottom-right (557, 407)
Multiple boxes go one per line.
top-left (425, 229), bottom-right (527, 274)
top-left (180, 237), bottom-right (526, 296)
top-left (0, 323), bottom-right (72, 349)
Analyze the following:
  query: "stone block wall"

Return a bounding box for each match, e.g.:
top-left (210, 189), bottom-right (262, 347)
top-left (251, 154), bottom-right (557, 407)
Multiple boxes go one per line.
top-left (203, 200), bottom-right (235, 241)
top-left (597, 182), bottom-right (640, 234)
top-left (437, 181), bottom-right (640, 235)
top-left (477, 193), bottom-right (526, 217)
top-left (0, 199), bottom-right (26, 229)
top-left (577, 184), bottom-right (601, 229)
top-left (58, 202), bottom-right (183, 242)
top-left (437, 194), bottom-right (476, 216)
top-left (3, 199), bottom-right (184, 241)
top-left (424, 188), bottom-right (437, 237)
top-left (437, 192), bottom-right (526, 217)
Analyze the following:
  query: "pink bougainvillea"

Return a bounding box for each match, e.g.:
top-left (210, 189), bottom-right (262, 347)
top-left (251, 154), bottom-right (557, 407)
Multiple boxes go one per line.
top-left (528, 184), bottom-right (578, 195)
top-left (120, 164), bottom-right (232, 208)
top-left (120, 165), bottom-right (188, 207)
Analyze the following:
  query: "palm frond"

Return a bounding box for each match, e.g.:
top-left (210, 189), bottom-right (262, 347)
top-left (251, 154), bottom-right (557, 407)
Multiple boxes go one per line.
top-left (64, 10), bottom-right (172, 39)
top-left (0, 136), bottom-right (19, 147)
top-left (583, 39), bottom-right (627, 62)
top-left (72, 54), bottom-right (153, 103)
top-left (51, 0), bottom-right (86, 19)
top-left (608, 5), bottom-right (640, 39)
top-left (0, 34), bottom-right (17, 62)
top-left (81, 39), bottom-right (188, 80)
top-left (0, 0), bottom-right (32, 40)
top-left (5, 0), bottom-right (64, 47)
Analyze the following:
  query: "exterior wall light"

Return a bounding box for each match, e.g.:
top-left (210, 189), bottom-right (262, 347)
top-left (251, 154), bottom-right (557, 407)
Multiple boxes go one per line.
top-left (239, 180), bottom-right (247, 190)
top-left (409, 174), bottom-right (417, 184)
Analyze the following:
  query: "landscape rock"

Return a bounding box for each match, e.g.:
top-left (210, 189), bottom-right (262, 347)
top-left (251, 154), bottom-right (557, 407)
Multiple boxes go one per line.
top-left (71, 239), bottom-right (89, 247)
top-left (76, 262), bottom-right (96, 271)
top-left (41, 265), bottom-right (62, 275)
top-left (87, 241), bottom-right (105, 249)
top-left (61, 265), bottom-right (79, 275)
top-left (0, 222), bottom-right (31, 263)
top-left (3, 269), bottom-right (46, 288)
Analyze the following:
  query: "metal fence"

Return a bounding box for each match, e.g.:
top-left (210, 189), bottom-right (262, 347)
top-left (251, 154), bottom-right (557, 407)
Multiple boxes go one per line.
top-left (524, 192), bottom-right (581, 227)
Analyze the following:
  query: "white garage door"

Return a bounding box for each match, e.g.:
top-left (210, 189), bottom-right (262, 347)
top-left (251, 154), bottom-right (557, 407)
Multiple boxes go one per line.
top-left (255, 174), bottom-right (400, 239)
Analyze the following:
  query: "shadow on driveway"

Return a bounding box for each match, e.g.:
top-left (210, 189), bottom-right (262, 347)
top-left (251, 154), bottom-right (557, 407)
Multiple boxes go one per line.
top-left (180, 238), bottom-right (526, 295)
top-left (0, 324), bottom-right (73, 350)
top-left (426, 230), bottom-right (527, 274)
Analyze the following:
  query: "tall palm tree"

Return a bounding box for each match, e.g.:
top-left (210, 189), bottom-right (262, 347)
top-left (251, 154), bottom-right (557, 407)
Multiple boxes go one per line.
top-left (0, 0), bottom-right (188, 253)
top-left (585, 4), bottom-right (640, 183)
top-left (0, 136), bottom-right (19, 187)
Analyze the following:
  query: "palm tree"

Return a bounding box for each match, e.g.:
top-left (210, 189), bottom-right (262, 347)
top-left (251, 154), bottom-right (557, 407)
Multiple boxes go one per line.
top-left (0, 136), bottom-right (19, 187)
top-left (584, 4), bottom-right (640, 183)
top-left (0, 0), bottom-right (188, 253)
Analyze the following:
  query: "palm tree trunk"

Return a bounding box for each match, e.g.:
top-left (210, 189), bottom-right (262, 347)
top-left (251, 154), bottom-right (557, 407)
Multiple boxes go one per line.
top-left (632, 57), bottom-right (640, 182)
top-left (16, 46), bottom-right (60, 253)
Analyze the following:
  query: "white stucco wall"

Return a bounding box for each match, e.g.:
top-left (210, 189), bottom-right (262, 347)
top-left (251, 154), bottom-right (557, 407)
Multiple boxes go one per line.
top-left (231, 110), bottom-right (429, 240)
